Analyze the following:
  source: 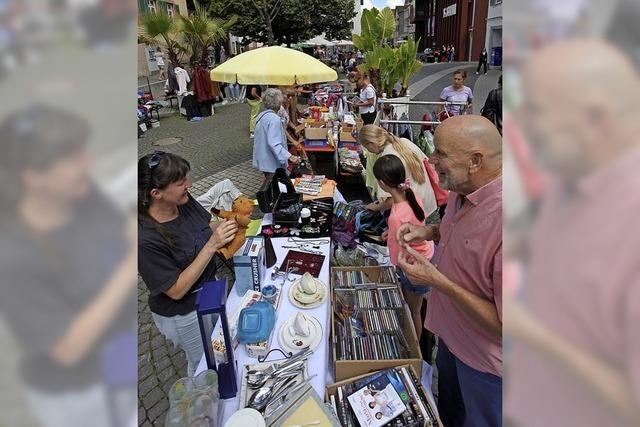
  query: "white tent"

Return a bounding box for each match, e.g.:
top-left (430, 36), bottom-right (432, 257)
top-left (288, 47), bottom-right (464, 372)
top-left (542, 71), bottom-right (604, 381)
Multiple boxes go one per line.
top-left (333, 39), bottom-right (354, 46)
top-left (306, 36), bottom-right (335, 47)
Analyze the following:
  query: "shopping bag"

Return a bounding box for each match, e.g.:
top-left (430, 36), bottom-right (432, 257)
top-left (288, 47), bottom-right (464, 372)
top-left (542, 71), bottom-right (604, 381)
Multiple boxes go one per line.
top-left (417, 131), bottom-right (435, 156)
top-left (423, 159), bottom-right (449, 206)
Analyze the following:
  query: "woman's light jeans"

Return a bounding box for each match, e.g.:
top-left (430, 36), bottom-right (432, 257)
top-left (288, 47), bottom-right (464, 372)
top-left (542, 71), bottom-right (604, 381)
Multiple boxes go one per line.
top-left (230, 84), bottom-right (240, 99)
top-left (152, 311), bottom-right (208, 377)
top-left (25, 384), bottom-right (112, 427)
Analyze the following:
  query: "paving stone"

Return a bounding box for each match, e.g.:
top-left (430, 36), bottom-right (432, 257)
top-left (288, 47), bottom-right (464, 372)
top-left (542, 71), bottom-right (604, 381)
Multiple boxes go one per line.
top-left (137, 407), bottom-right (147, 426)
top-left (147, 398), bottom-right (170, 423)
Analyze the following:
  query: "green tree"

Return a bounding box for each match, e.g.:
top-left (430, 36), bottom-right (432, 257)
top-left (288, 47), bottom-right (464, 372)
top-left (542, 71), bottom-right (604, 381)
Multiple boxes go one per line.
top-left (139, 11), bottom-right (186, 66)
top-left (207, 0), bottom-right (355, 46)
top-left (180, 0), bottom-right (237, 66)
top-left (353, 7), bottom-right (421, 96)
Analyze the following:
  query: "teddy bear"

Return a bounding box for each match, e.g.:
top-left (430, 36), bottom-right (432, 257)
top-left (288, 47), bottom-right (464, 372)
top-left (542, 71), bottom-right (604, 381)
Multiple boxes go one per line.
top-left (211, 196), bottom-right (254, 259)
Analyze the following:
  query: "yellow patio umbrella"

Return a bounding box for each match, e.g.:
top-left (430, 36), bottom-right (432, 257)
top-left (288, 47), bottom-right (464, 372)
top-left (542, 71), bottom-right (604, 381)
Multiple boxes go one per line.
top-left (210, 46), bottom-right (337, 85)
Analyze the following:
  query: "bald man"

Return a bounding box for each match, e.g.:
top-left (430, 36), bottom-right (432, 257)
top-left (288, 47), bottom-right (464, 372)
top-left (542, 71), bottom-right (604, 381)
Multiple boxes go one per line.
top-left (506, 41), bottom-right (640, 427)
top-left (397, 115), bottom-right (502, 427)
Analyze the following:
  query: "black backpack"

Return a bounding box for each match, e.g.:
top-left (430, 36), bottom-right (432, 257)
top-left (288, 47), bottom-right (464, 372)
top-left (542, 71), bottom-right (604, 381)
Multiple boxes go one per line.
top-left (481, 87), bottom-right (502, 135)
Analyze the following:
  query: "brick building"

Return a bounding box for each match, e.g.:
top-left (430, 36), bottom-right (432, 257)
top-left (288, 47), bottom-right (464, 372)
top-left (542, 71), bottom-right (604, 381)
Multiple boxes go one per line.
top-left (414, 0), bottom-right (489, 62)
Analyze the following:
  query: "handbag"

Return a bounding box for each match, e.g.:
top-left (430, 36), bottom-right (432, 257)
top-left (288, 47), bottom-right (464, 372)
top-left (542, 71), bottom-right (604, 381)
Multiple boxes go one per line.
top-left (423, 159), bottom-right (449, 206)
top-left (256, 168), bottom-right (295, 213)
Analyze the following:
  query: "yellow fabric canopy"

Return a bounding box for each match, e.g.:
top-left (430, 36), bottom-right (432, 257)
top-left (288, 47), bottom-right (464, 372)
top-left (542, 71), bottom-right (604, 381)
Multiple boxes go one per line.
top-left (210, 46), bottom-right (337, 85)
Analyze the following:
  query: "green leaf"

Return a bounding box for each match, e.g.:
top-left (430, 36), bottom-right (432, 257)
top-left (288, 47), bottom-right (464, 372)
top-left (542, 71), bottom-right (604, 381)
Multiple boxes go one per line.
top-left (376, 7), bottom-right (396, 44)
top-left (352, 34), bottom-right (365, 51)
top-left (361, 8), bottom-right (380, 43)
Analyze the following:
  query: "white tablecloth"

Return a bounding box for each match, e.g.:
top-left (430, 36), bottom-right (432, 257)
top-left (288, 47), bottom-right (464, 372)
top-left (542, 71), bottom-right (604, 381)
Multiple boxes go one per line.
top-left (195, 227), bottom-right (334, 424)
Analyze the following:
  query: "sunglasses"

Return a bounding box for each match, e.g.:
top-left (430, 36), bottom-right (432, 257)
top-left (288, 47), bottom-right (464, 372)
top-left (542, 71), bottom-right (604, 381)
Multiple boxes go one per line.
top-left (147, 150), bottom-right (166, 172)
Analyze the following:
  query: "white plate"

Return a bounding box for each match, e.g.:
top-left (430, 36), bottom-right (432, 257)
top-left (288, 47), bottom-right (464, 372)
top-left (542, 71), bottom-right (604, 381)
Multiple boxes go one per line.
top-left (224, 408), bottom-right (266, 427)
top-left (288, 278), bottom-right (327, 309)
top-left (278, 314), bottom-right (323, 354)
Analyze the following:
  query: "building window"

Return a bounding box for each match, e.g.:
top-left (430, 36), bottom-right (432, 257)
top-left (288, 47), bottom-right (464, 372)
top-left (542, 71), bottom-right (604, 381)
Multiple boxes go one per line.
top-left (167, 3), bottom-right (174, 17)
top-left (148, 0), bottom-right (157, 13)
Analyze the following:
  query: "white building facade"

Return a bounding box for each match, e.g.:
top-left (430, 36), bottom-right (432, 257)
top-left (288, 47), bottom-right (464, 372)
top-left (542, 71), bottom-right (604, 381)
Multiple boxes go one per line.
top-left (485, 0), bottom-right (503, 67)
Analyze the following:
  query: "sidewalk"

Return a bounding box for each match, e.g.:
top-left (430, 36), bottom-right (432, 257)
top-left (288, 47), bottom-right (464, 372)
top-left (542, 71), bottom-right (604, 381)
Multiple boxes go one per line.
top-left (472, 69), bottom-right (501, 114)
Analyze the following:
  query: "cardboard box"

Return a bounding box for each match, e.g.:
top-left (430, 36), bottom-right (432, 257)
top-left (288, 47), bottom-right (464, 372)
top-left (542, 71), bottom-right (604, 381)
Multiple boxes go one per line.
top-left (339, 131), bottom-right (357, 143)
top-left (211, 290), bottom-right (262, 364)
top-left (330, 266), bottom-right (423, 382)
top-left (233, 236), bottom-right (266, 296)
top-left (325, 364), bottom-right (443, 427)
top-left (305, 127), bottom-right (328, 140)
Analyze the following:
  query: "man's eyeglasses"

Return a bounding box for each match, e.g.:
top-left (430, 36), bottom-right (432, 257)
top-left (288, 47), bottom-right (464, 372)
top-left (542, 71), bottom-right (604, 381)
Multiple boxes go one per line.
top-left (147, 151), bottom-right (166, 172)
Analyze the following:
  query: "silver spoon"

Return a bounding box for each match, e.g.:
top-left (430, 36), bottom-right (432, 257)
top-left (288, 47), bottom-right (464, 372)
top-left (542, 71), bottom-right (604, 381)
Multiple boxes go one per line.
top-left (247, 359), bottom-right (306, 389)
top-left (248, 375), bottom-right (298, 411)
top-left (248, 369), bottom-right (300, 390)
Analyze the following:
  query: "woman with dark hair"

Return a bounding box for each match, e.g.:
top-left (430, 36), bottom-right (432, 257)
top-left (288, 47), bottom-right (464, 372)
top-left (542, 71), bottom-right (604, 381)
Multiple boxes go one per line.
top-left (138, 151), bottom-right (238, 376)
top-left (439, 69), bottom-right (473, 116)
top-left (351, 72), bottom-right (377, 125)
top-left (373, 155), bottom-right (434, 340)
top-left (0, 105), bottom-right (137, 427)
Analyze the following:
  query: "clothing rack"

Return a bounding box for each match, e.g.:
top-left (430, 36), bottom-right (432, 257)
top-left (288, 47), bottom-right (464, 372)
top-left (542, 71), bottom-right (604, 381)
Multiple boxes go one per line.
top-left (377, 99), bottom-right (468, 126)
top-left (377, 99), bottom-right (467, 106)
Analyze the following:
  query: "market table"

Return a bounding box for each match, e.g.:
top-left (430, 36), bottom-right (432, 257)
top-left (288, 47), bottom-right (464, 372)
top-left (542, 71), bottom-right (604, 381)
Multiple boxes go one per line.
top-left (194, 218), bottom-right (336, 424)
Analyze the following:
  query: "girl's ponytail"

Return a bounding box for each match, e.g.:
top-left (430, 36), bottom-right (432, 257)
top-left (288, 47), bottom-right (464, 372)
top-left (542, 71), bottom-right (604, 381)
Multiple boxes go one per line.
top-left (372, 154), bottom-right (426, 222)
top-left (404, 188), bottom-right (425, 222)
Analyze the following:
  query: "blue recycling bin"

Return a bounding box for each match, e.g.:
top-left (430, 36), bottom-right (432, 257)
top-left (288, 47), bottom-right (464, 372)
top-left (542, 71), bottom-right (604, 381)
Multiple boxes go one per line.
top-left (491, 46), bottom-right (502, 67)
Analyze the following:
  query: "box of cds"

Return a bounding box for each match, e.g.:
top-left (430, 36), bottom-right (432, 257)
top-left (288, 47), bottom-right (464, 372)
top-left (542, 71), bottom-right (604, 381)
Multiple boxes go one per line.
top-left (325, 364), bottom-right (443, 427)
top-left (330, 266), bottom-right (423, 382)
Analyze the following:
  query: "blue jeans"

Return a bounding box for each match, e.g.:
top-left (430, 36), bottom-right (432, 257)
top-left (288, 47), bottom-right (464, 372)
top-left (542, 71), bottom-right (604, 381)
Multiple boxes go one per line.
top-left (436, 340), bottom-right (502, 427)
top-left (152, 311), bottom-right (208, 377)
top-left (398, 268), bottom-right (430, 295)
top-left (230, 84), bottom-right (240, 99)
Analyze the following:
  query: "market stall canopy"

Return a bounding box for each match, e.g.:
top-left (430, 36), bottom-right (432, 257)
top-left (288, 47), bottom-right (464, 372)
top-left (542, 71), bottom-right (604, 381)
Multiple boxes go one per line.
top-left (306, 36), bottom-right (335, 47)
top-left (210, 46), bottom-right (337, 85)
top-left (333, 40), bottom-right (354, 46)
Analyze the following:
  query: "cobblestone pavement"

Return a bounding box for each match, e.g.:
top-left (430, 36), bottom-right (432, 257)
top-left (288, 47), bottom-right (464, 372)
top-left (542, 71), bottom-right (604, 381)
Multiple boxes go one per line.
top-left (137, 65), bottom-right (500, 425)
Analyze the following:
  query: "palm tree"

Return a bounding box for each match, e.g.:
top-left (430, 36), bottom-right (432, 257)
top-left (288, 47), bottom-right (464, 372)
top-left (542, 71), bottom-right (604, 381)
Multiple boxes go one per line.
top-left (139, 11), bottom-right (186, 66)
top-left (179, 0), bottom-right (237, 67)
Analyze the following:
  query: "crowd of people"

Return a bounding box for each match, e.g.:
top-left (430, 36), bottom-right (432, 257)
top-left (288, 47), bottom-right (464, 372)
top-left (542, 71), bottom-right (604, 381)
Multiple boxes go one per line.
top-left (136, 47), bottom-right (503, 426)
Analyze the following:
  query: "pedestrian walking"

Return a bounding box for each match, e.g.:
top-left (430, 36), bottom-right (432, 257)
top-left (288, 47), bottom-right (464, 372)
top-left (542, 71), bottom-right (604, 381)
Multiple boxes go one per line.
top-left (449, 45), bottom-right (455, 62)
top-left (219, 46), bottom-right (226, 63)
top-left (247, 84), bottom-right (262, 138)
top-left (154, 47), bottom-right (166, 81)
top-left (476, 47), bottom-right (488, 75)
top-left (439, 69), bottom-right (473, 115)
